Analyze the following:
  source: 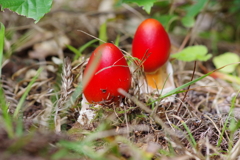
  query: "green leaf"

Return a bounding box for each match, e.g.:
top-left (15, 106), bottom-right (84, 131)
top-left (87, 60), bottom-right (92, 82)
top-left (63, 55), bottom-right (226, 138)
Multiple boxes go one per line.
top-left (122, 0), bottom-right (157, 14)
top-left (213, 52), bottom-right (240, 73)
top-left (171, 45), bottom-right (212, 62)
top-left (181, 0), bottom-right (208, 27)
top-left (0, 0), bottom-right (53, 23)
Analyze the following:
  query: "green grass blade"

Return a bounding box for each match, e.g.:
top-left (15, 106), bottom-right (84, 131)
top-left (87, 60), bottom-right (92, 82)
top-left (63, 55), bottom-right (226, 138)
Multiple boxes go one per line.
top-left (78, 39), bottom-right (98, 53)
top-left (70, 83), bottom-right (83, 103)
top-left (13, 67), bottom-right (44, 118)
top-left (0, 23), bottom-right (5, 77)
top-left (0, 86), bottom-right (14, 138)
top-left (114, 34), bottom-right (120, 47)
top-left (59, 141), bottom-right (106, 160)
top-left (71, 39), bottom-right (98, 60)
top-left (172, 116), bottom-right (197, 148)
top-left (159, 62), bottom-right (240, 100)
top-left (74, 39), bottom-right (98, 60)
top-left (0, 23), bottom-right (13, 138)
top-left (6, 30), bottom-right (33, 58)
top-left (99, 22), bottom-right (107, 45)
top-left (217, 90), bottom-right (239, 147)
top-left (159, 71), bottom-right (213, 99)
top-left (67, 45), bottom-right (81, 58)
top-left (181, 121), bottom-right (197, 147)
top-left (15, 116), bottom-right (24, 137)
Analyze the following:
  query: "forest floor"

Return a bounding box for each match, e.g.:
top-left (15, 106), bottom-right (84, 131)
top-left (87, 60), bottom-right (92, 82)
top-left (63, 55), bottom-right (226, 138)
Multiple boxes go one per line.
top-left (1, 0), bottom-right (240, 160)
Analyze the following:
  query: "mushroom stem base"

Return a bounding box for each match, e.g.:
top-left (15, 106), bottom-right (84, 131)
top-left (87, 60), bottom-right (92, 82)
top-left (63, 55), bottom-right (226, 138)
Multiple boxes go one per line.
top-left (139, 61), bottom-right (175, 99)
top-left (77, 94), bottom-right (98, 126)
top-left (145, 63), bottom-right (173, 90)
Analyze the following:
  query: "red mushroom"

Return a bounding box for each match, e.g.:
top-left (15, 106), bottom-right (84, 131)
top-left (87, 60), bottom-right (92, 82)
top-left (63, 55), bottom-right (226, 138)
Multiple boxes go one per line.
top-left (83, 43), bottom-right (131, 104)
top-left (132, 18), bottom-right (174, 92)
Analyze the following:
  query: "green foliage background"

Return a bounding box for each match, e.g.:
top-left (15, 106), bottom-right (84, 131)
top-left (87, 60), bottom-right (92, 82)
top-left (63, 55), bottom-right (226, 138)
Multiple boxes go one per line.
top-left (0, 0), bottom-right (53, 22)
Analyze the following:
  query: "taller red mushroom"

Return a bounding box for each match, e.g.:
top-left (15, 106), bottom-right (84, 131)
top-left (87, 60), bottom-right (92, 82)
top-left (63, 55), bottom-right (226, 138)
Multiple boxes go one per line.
top-left (132, 18), bottom-right (173, 91)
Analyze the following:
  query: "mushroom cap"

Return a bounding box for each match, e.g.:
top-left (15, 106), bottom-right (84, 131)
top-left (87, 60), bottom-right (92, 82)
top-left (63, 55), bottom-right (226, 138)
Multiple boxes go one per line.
top-left (83, 43), bottom-right (131, 104)
top-left (132, 18), bottom-right (171, 73)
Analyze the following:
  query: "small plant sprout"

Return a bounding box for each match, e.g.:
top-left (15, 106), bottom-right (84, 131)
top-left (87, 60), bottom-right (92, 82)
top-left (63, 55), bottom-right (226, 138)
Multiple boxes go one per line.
top-left (132, 18), bottom-right (175, 96)
top-left (78, 43), bottom-right (131, 125)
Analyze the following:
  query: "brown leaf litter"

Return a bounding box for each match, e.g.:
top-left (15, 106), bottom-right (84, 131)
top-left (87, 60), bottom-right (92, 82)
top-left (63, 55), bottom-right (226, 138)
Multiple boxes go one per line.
top-left (1, 55), bottom-right (239, 159)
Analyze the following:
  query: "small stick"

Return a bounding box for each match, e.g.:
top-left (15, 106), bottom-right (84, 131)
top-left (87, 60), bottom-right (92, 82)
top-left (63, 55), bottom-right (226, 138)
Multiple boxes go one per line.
top-left (177, 61), bottom-right (197, 115)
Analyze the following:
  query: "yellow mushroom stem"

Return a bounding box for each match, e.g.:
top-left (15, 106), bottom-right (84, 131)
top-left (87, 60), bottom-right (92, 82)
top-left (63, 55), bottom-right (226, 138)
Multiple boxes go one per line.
top-left (145, 62), bottom-right (173, 90)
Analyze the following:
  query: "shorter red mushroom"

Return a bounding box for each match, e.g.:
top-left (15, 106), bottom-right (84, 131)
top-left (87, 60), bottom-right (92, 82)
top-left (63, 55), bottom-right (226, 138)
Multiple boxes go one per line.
top-left (83, 43), bottom-right (131, 104)
top-left (78, 43), bottom-right (131, 125)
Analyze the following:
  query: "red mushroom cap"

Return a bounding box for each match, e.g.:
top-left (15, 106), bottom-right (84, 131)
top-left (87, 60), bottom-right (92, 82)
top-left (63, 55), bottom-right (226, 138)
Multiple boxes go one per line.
top-left (132, 18), bottom-right (171, 73)
top-left (83, 43), bottom-right (131, 104)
